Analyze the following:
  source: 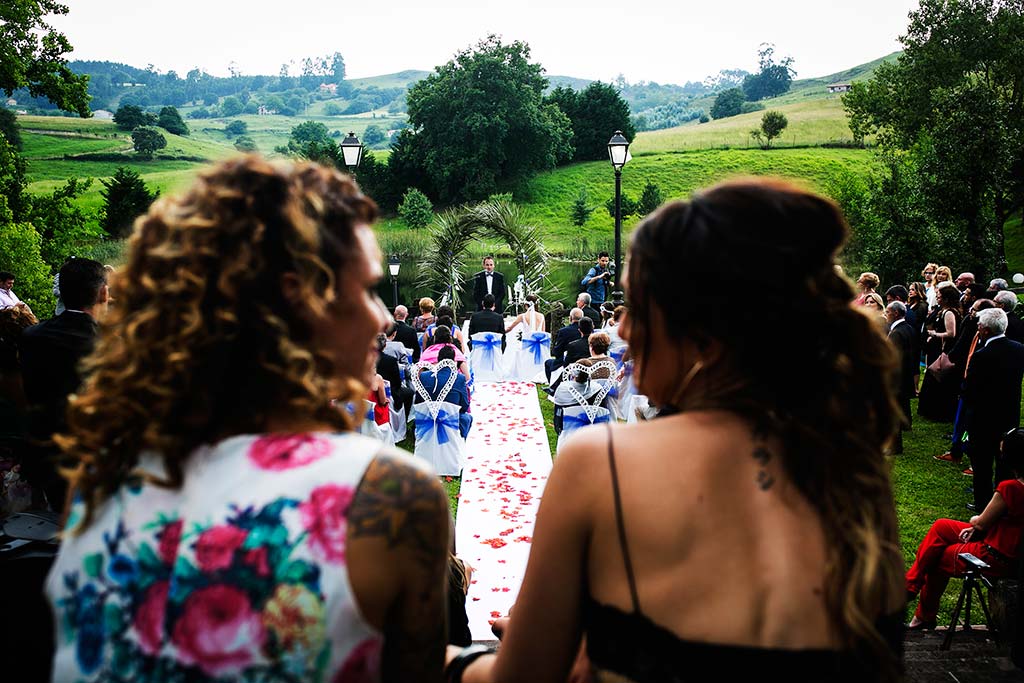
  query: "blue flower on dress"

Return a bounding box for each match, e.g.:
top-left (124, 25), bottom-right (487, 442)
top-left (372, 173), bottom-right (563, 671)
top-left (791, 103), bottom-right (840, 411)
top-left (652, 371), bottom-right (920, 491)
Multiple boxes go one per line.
top-left (75, 583), bottom-right (105, 674)
top-left (108, 554), bottom-right (138, 586)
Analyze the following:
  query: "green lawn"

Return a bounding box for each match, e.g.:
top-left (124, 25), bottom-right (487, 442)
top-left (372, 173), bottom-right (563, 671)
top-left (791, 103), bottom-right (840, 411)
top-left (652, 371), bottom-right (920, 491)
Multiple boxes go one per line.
top-left (20, 132), bottom-right (130, 159)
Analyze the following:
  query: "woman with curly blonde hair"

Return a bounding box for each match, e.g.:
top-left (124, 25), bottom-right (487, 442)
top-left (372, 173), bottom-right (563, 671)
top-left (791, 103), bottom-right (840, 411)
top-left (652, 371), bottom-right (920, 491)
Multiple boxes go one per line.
top-left (46, 156), bottom-right (450, 682)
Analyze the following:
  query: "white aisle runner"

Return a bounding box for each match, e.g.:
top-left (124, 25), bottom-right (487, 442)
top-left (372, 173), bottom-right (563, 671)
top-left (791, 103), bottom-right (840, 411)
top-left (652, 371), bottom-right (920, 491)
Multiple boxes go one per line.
top-left (456, 380), bottom-right (552, 641)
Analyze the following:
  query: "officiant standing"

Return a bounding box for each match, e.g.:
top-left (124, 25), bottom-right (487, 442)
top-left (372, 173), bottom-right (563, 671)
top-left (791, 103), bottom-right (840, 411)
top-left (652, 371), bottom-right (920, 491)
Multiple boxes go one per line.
top-left (473, 256), bottom-right (505, 311)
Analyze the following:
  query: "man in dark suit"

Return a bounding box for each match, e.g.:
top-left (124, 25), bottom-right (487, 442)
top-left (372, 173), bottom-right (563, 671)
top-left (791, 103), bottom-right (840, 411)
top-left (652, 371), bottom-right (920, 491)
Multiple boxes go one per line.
top-left (545, 307), bottom-right (583, 381)
top-left (549, 317), bottom-right (595, 393)
top-left (472, 256), bottom-right (505, 312)
top-left (468, 294), bottom-right (505, 351)
top-left (392, 304), bottom-right (420, 363)
top-left (20, 257), bottom-right (108, 509)
top-left (995, 291), bottom-right (1024, 343)
top-left (376, 334), bottom-right (413, 416)
top-left (577, 292), bottom-right (601, 329)
top-left (886, 301), bottom-right (918, 454)
top-left (963, 308), bottom-right (1024, 511)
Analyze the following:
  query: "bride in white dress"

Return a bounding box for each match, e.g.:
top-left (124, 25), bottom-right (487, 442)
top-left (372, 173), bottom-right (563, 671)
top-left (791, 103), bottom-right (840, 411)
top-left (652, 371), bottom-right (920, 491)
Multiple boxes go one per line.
top-left (504, 294), bottom-right (548, 381)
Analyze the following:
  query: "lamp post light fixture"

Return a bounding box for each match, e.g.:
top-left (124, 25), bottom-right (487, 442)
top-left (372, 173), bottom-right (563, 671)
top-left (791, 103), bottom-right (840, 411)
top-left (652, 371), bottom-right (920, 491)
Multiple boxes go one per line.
top-left (388, 254), bottom-right (401, 309)
top-left (607, 130), bottom-right (631, 305)
top-left (340, 132), bottom-right (364, 172)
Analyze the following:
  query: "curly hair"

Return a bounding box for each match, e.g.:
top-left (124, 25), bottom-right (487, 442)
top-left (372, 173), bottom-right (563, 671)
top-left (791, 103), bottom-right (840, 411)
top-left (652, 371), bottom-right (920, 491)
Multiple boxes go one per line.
top-left (0, 306), bottom-right (39, 372)
top-left (58, 155), bottom-right (378, 529)
top-left (627, 178), bottom-right (903, 678)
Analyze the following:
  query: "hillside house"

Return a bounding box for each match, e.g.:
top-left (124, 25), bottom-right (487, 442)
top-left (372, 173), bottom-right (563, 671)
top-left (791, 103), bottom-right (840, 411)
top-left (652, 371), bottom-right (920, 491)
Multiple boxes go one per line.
top-left (319, 83), bottom-right (337, 94)
top-left (827, 83), bottom-right (852, 94)
top-left (5, 98), bottom-right (16, 107)
top-left (93, 110), bottom-right (114, 119)
top-left (257, 105), bottom-right (278, 116)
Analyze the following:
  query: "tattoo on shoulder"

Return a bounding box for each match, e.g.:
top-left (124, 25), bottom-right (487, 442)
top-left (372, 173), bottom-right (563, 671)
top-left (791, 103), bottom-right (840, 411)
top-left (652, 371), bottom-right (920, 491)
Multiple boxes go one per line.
top-left (751, 440), bottom-right (776, 491)
top-left (348, 454), bottom-right (448, 564)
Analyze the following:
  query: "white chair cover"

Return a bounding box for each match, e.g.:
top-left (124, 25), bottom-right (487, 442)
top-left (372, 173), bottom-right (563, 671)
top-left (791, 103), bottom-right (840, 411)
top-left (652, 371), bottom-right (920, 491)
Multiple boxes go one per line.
top-left (412, 400), bottom-right (465, 475)
top-left (557, 404), bottom-right (612, 451)
top-left (382, 380), bottom-right (407, 442)
top-left (358, 399), bottom-right (396, 446)
top-left (470, 331), bottom-right (504, 383)
top-left (510, 331), bottom-right (550, 383)
top-left (411, 359), bottom-right (466, 475)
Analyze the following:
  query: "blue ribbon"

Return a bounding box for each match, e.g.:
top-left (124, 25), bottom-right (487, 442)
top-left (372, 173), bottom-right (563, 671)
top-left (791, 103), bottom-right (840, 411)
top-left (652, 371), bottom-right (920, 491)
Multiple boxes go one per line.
top-left (415, 409), bottom-right (461, 445)
top-left (562, 410), bottom-right (611, 434)
top-left (610, 346), bottom-right (627, 368)
top-left (522, 332), bottom-right (550, 364)
top-left (474, 334), bottom-right (502, 368)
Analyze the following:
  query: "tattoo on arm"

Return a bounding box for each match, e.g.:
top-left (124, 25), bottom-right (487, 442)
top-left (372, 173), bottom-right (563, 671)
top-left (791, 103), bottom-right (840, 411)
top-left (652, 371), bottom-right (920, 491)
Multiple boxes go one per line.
top-left (351, 453), bottom-right (450, 683)
top-left (752, 444), bottom-right (776, 491)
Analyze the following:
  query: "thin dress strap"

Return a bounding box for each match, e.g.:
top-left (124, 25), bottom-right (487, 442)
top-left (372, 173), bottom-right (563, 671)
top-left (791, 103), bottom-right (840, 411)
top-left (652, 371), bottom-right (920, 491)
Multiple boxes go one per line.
top-left (606, 423), bottom-right (641, 614)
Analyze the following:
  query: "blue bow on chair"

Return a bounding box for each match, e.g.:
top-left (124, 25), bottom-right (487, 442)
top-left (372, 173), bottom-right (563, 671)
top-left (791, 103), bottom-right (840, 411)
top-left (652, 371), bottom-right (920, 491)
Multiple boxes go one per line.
top-left (522, 332), bottom-right (550, 364)
top-left (415, 409), bottom-right (462, 445)
top-left (610, 346), bottom-right (627, 369)
top-left (562, 411), bottom-right (611, 434)
top-left (475, 334), bottom-right (502, 368)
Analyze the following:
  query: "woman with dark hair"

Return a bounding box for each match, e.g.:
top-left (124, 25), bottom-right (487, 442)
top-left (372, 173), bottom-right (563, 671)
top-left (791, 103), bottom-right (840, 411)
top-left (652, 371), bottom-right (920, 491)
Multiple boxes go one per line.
top-left (908, 282), bottom-right (929, 331)
top-left (907, 428), bottom-right (1024, 629)
top-left (446, 179), bottom-right (905, 682)
top-left (46, 157), bottom-right (451, 682)
top-left (918, 283), bottom-right (962, 422)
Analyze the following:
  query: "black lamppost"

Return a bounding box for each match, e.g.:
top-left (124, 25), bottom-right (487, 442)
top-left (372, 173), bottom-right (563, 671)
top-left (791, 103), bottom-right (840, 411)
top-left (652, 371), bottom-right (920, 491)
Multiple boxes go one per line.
top-left (607, 130), bottom-right (631, 305)
top-left (340, 132), bottom-right (364, 173)
top-left (388, 255), bottom-right (401, 308)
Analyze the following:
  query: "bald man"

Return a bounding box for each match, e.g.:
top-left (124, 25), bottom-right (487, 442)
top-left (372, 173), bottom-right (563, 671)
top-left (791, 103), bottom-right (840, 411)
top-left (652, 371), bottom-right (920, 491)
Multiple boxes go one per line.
top-left (392, 305), bottom-right (420, 362)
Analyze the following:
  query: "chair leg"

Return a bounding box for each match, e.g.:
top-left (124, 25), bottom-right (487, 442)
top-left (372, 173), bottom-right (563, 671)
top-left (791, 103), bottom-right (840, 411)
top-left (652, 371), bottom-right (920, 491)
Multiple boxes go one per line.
top-left (942, 577), bottom-right (972, 651)
top-left (964, 578), bottom-right (974, 631)
top-left (974, 582), bottom-right (1000, 646)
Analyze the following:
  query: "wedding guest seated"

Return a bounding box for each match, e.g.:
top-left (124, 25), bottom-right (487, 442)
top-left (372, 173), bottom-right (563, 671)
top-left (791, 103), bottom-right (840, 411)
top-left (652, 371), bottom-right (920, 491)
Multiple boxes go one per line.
top-left (415, 346), bottom-right (472, 439)
top-left (413, 296), bottom-right (436, 332)
top-left (549, 317), bottom-right (595, 393)
top-left (46, 157), bottom-right (450, 682)
top-left (446, 178), bottom-right (905, 683)
top-left (382, 323), bottom-right (413, 370)
top-left (366, 371), bottom-right (391, 427)
top-left (424, 311), bottom-right (465, 351)
top-left (421, 325), bottom-right (471, 384)
top-left (545, 307), bottom-right (583, 381)
top-left (907, 428), bottom-right (1024, 629)
top-left (469, 294), bottom-right (505, 350)
top-left (377, 332), bottom-right (413, 415)
top-left (393, 304), bottom-right (421, 362)
top-left (579, 332), bottom-right (613, 379)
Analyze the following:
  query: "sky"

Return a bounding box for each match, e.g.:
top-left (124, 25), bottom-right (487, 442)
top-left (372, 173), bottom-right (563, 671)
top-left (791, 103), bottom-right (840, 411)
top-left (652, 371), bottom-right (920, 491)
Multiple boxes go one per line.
top-left (52, 0), bottom-right (922, 85)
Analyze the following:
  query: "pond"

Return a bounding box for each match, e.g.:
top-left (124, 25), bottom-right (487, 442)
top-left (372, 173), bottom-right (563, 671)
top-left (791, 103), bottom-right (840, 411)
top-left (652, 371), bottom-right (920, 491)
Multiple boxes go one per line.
top-left (375, 257), bottom-right (621, 316)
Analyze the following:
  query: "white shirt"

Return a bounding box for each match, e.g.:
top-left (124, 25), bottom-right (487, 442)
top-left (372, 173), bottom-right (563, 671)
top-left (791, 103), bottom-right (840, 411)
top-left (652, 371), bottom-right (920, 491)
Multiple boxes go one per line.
top-left (0, 287), bottom-right (21, 310)
top-left (984, 333), bottom-right (1007, 347)
top-left (484, 272), bottom-right (494, 295)
top-left (889, 318), bottom-right (908, 334)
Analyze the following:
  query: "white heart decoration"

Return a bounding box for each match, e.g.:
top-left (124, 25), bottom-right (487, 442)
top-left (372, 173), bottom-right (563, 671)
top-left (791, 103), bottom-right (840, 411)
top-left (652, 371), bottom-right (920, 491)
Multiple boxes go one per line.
top-left (411, 359), bottom-right (460, 420)
top-left (561, 359), bottom-right (617, 423)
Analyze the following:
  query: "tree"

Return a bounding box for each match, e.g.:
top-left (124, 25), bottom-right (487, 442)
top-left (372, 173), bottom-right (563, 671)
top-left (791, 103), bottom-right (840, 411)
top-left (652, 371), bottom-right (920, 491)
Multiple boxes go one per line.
top-left (570, 187), bottom-right (595, 226)
top-left (404, 34), bottom-right (574, 202)
top-left (711, 88), bottom-right (746, 119)
top-left (636, 180), bottom-right (664, 216)
top-left (362, 124), bottom-right (386, 146)
top-left (113, 104), bottom-right (155, 130)
top-left (157, 106), bottom-right (189, 135)
top-left (100, 167), bottom-right (158, 238)
top-left (234, 136), bottom-right (257, 152)
top-left (842, 0), bottom-right (1024, 277)
top-left (742, 44), bottom-right (796, 101)
top-left (26, 177), bottom-right (101, 268)
top-left (220, 95), bottom-right (244, 117)
top-left (605, 193), bottom-right (637, 219)
top-left (131, 127), bottom-right (166, 158)
top-left (224, 120), bottom-right (248, 137)
top-left (0, 108), bottom-right (22, 149)
top-left (1, 0), bottom-right (91, 117)
top-left (0, 205), bottom-right (56, 314)
top-left (750, 110), bottom-right (788, 149)
top-left (546, 82), bottom-right (636, 162)
top-left (398, 188), bottom-right (434, 229)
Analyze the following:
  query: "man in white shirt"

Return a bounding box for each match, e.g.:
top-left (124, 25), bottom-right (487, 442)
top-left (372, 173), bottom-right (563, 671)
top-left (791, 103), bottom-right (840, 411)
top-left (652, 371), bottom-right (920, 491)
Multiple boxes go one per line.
top-left (0, 271), bottom-right (31, 314)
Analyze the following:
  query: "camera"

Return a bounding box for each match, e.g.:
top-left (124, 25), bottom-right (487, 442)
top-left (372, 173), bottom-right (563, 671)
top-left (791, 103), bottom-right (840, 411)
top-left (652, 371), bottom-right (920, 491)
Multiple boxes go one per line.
top-left (958, 552), bottom-right (990, 570)
top-left (607, 262), bottom-right (616, 276)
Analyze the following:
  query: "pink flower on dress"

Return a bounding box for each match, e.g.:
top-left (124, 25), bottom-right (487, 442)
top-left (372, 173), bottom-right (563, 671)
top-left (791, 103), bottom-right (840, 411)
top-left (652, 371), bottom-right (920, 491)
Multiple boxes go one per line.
top-left (194, 525), bottom-right (248, 572)
top-left (171, 584), bottom-right (265, 677)
top-left (248, 433), bottom-right (331, 471)
top-left (158, 519), bottom-right (183, 565)
top-left (299, 484), bottom-right (355, 564)
top-left (134, 580), bottom-right (169, 656)
top-left (243, 547), bottom-right (271, 577)
top-left (333, 636), bottom-right (382, 683)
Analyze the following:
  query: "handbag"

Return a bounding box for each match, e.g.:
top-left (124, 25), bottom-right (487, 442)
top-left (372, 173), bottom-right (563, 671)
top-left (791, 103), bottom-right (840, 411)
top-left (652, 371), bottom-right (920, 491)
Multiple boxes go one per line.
top-left (927, 352), bottom-right (956, 381)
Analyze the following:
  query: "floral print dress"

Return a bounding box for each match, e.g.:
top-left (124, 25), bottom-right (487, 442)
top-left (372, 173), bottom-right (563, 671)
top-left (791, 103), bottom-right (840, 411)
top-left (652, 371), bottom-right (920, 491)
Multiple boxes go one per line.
top-left (46, 432), bottom-right (384, 683)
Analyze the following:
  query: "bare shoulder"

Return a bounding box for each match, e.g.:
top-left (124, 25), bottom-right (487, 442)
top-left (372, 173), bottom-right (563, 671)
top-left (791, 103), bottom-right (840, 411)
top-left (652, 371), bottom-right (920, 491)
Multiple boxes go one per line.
top-left (349, 447), bottom-right (449, 559)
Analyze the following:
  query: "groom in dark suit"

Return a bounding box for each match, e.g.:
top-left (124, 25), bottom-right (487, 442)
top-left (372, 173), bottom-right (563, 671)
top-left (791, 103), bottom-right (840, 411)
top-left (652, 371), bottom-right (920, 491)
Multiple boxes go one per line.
top-left (963, 308), bottom-right (1024, 511)
top-left (472, 256), bottom-right (505, 312)
top-left (886, 301), bottom-right (918, 454)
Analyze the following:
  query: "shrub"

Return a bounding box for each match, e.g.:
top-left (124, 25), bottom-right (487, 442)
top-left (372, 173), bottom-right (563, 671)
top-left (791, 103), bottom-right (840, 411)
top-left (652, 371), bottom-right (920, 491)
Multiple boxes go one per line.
top-left (100, 168), bottom-right (159, 238)
top-left (636, 180), bottom-right (664, 216)
top-left (0, 202), bottom-right (56, 313)
top-left (397, 188), bottom-right (434, 229)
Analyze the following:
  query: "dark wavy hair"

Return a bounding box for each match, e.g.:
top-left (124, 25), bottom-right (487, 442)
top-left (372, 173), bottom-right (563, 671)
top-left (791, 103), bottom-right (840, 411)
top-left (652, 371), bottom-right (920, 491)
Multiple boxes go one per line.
top-left (58, 155), bottom-right (378, 529)
top-left (627, 178), bottom-right (903, 676)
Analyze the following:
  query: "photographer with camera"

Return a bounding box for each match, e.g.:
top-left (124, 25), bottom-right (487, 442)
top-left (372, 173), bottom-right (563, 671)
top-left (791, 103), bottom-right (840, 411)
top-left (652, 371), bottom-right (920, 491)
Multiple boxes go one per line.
top-left (580, 252), bottom-right (612, 308)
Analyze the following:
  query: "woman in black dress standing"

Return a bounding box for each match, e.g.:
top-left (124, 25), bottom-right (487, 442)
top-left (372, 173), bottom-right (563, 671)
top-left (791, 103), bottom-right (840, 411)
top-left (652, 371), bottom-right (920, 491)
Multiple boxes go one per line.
top-left (918, 283), bottom-right (962, 422)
